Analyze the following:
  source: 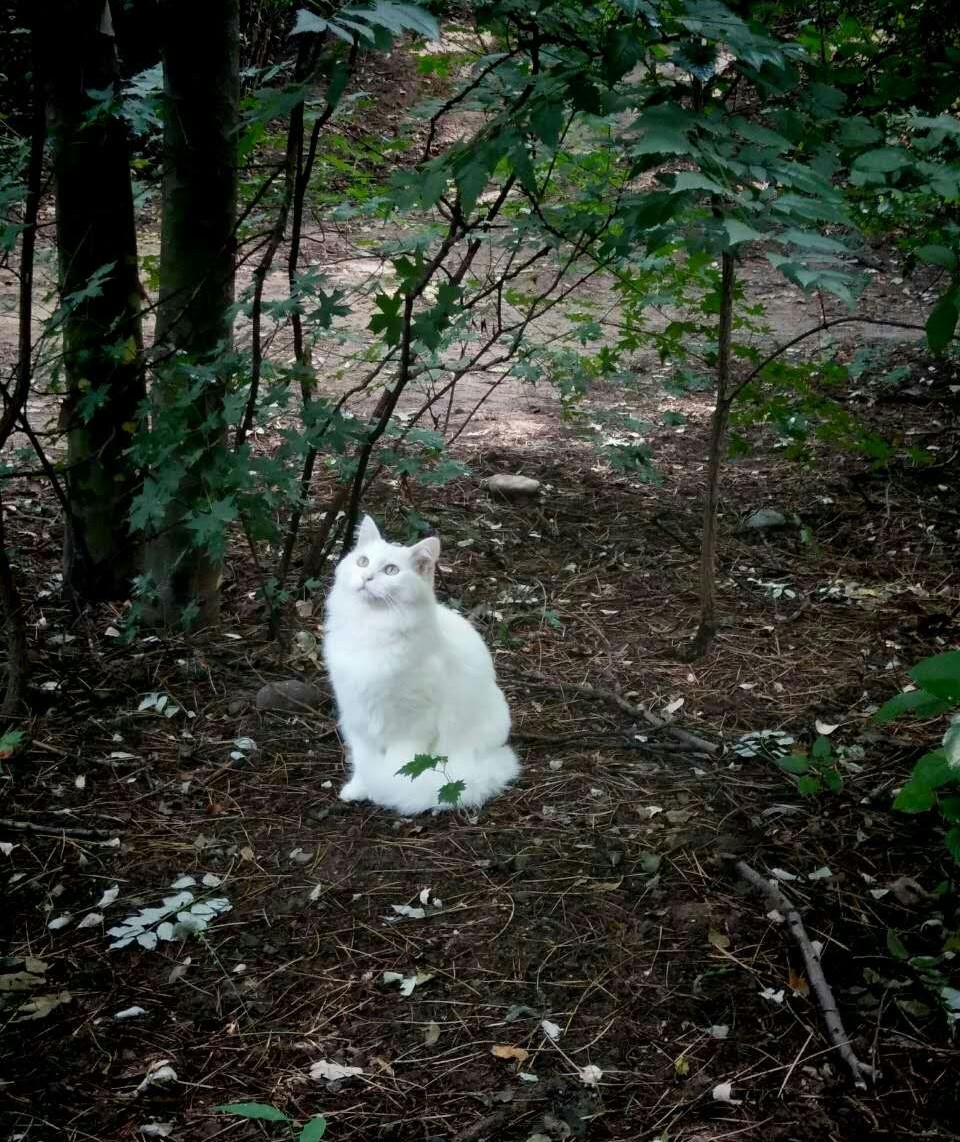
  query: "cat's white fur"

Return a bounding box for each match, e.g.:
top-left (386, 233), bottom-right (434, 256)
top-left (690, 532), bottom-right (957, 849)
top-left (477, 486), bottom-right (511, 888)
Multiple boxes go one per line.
top-left (323, 515), bottom-right (519, 814)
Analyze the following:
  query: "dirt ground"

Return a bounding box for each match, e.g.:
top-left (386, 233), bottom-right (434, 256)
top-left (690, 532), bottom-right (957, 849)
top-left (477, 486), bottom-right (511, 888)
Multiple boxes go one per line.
top-left (3, 340), bottom-right (960, 1142)
top-left (4, 39), bottom-right (960, 1142)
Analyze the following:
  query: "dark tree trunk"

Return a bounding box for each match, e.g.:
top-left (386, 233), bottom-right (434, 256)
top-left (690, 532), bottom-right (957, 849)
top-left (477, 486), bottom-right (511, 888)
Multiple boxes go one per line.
top-left (146, 0), bottom-right (239, 627)
top-left (47, 0), bottom-right (146, 602)
top-left (689, 250), bottom-right (736, 660)
top-left (0, 496), bottom-right (29, 719)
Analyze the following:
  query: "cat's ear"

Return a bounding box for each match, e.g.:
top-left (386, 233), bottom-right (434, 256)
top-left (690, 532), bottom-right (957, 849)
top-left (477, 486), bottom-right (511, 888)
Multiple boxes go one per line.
top-left (410, 535), bottom-right (440, 577)
top-left (355, 514), bottom-right (381, 548)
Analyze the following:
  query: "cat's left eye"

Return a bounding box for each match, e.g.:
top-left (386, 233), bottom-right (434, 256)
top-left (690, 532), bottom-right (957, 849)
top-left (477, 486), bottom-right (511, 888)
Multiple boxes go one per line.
top-left (357, 555), bottom-right (369, 567)
top-left (384, 563), bottom-right (399, 575)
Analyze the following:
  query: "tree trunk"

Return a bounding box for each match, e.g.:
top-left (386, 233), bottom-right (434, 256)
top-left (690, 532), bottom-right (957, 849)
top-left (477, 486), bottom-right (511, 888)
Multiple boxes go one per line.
top-left (689, 250), bottom-right (736, 659)
top-left (47, 0), bottom-right (146, 602)
top-left (146, 0), bottom-right (239, 627)
top-left (0, 494), bottom-right (29, 719)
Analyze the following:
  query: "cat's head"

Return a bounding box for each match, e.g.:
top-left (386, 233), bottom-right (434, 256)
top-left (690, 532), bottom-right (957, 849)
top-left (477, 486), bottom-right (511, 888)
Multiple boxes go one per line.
top-left (332, 515), bottom-right (440, 610)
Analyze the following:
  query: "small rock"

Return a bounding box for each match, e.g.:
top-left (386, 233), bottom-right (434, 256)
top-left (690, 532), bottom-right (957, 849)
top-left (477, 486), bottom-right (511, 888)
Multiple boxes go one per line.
top-left (484, 474), bottom-right (541, 500)
top-left (256, 679), bottom-right (322, 712)
top-left (745, 508), bottom-right (787, 530)
top-left (226, 700), bottom-right (245, 716)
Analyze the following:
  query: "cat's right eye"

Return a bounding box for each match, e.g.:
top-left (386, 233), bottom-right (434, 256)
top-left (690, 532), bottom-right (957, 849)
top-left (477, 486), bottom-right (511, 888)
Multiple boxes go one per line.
top-left (357, 555), bottom-right (369, 567)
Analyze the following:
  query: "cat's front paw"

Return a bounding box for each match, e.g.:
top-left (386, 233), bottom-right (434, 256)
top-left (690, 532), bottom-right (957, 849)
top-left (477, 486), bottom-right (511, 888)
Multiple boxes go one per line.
top-left (339, 778), bottom-right (368, 802)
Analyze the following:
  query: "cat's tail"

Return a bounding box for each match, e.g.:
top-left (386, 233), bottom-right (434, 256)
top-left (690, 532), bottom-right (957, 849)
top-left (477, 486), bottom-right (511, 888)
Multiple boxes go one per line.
top-left (455, 743), bottom-right (520, 809)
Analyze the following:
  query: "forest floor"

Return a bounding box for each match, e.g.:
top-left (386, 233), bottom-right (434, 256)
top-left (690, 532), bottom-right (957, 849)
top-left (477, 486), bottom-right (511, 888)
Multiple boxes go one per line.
top-left (4, 39), bottom-right (960, 1142)
top-left (3, 339), bottom-right (960, 1142)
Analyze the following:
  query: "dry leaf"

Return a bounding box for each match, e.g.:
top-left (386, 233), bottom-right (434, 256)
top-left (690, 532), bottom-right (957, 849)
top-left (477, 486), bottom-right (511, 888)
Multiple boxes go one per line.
top-left (788, 969), bottom-right (810, 997)
top-left (310, 1059), bottom-right (364, 1082)
top-left (579, 1064), bottom-right (603, 1086)
top-left (424, 1021), bottom-right (440, 1045)
top-left (712, 1081), bottom-right (742, 1105)
top-left (15, 991), bottom-right (72, 1021)
top-left (491, 1045), bottom-right (529, 1063)
top-left (708, 928), bottom-right (731, 951)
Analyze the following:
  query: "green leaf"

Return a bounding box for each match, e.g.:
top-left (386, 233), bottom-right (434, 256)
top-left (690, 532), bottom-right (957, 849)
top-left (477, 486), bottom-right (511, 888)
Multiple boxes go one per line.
top-left (916, 245), bottom-right (957, 271)
top-left (852, 147), bottom-right (911, 174)
top-left (438, 780), bottom-right (466, 806)
top-left (292, 9), bottom-right (327, 35)
top-left (797, 775), bottom-right (822, 795)
top-left (531, 101), bottom-right (564, 149)
top-left (811, 736), bottom-right (832, 762)
top-left (723, 218), bottom-right (764, 246)
top-left (397, 753), bottom-right (445, 778)
top-left (939, 796), bottom-right (960, 824)
top-left (886, 930), bottom-right (910, 961)
top-left (632, 127), bottom-right (694, 157)
top-left (775, 755), bottom-right (810, 775)
top-left (347, 2), bottom-right (439, 40)
top-left (215, 1103), bottom-right (290, 1122)
top-left (368, 291), bottom-right (404, 346)
top-left (300, 1116), bottom-right (328, 1142)
top-left (926, 294), bottom-right (959, 353)
top-left (873, 687), bottom-right (951, 724)
top-left (893, 781), bottom-right (936, 813)
top-left (912, 749), bottom-right (958, 790)
top-left (670, 170), bottom-right (730, 197)
top-left (822, 767), bottom-right (843, 793)
top-left (909, 651), bottom-right (960, 700)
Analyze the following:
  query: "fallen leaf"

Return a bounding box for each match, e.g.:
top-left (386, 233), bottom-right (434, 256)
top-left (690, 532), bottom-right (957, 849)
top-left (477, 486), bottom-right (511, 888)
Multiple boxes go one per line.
top-left (788, 969), bottom-right (810, 997)
top-left (138, 1124), bottom-right (174, 1138)
top-left (759, 987), bottom-right (785, 1004)
top-left (541, 1019), bottom-right (561, 1040)
top-left (674, 1054), bottom-right (690, 1076)
top-left (167, 959), bottom-right (191, 984)
top-left (382, 970), bottom-right (433, 997)
top-left (771, 868), bottom-right (797, 881)
top-left (77, 912), bottom-right (104, 929)
top-left (47, 913), bottom-right (73, 930)
top-left (814, 719), bottom-right (840, 736)
top-left (1, 972), bottom-right (43, 992)
top-left (424, 1021), bottom-right (440, 1045)
top-left (388, 904), bottom-right (427, 921)
top-left (239, 846), bottom-right (255, 862)
top-left (491, 1045), bottom-right (529, 1063)
top-left (807, 866), bottom-right (833, 881)
top-left (14, 991), bottom-right (72, 1021)
top-left (708, 1024), bottom-right (729, 1039)
top-left (579, 1064), bottom-right (603, 1086)
top-left (309, 1059), bottom-right (364, 1082)
top-left (519, 1072), bottom-right (539, 1083)
top-left (97, 885), bottom-right (120, 908)
top-left (136, 1061), bottom-right (178, 1093)
top-left (712, 1081), bottom-right (742, 1105)
top-left (708, 928), bottom-right (730, 951)
top-left (115, 1005), bottom-right (147, 1020)
top-left (0, 841), bottom-right (18, 856)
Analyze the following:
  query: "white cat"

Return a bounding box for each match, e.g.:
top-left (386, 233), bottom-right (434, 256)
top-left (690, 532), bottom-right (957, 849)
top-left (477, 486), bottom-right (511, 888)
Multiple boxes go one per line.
top-left (323, 515), bottom-right (519, 814)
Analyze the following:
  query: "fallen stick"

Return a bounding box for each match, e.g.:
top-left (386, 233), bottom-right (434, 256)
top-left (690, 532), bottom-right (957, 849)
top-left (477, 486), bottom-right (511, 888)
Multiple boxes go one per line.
top-left (735, 859), bottom-right (874, 1090)
top-left (514, 669), bottom-right (720, 756)
top-left (0, 817), bottom-right (120, 839)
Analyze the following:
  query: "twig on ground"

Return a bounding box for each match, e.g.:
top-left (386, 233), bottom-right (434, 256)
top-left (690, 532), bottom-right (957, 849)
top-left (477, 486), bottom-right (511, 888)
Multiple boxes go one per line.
top-left (0, 817), bottom-right (121, 839)
top-left (514, 668), bottom-right (720, 756)
top-left (734, 859), bottom-right (875, 1090)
